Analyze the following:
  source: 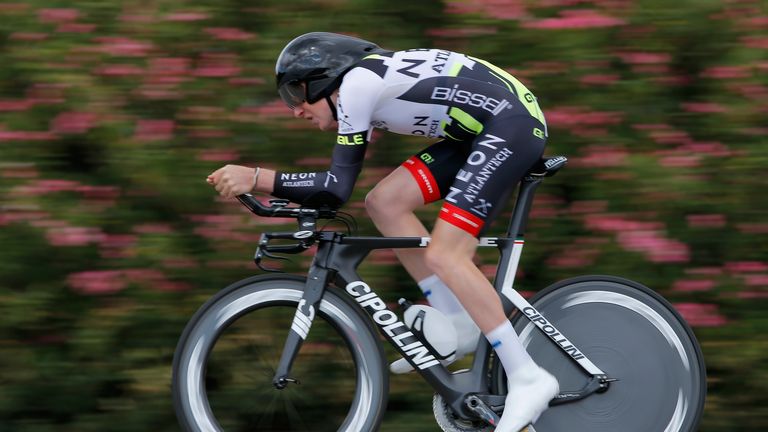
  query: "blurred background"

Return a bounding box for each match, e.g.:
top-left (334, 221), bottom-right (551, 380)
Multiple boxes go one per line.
top-left (0, 0), bottom-right (766, 430)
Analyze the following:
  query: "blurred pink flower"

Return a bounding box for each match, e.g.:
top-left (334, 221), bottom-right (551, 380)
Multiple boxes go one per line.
top-left (743, 274), bottom-right (768, 287)
top-left (26, 83), bottom-right (67, 105)
top-left (686, 214), bottom-right (726, 228)
top-left (56, 23), bottom-right (96, 33)
top-left (47, 226), bottom-right (104, 247)
top-left (671, 279), bottom-right (716, 293)
top-left (617, 230), bottom-right (690, 263)
top-left (585, 214), bottom-right (662, 232)
top-left (9, 32), bottom-right (48, 41)
top-left (95, 37), bottom-right (154, 57)
top-left (164, 12), bottom-right (210, 21)
top-left (425, 27), bottom-right (498, 38)
top-left (51, 111), bottom-right (98, 134)
top-left (12, 179), bottom-right (80, 196)
top-left (234, 99), bottom-right (292, 120)
top-left (1, 163), bottom-right (38, 178)
top-left (204, 27), bottom-right (256, 41)
top-left (98, 234), bottom-right (137, 259)
top-left (545, 107), bottom-right (623, 128)
top-left (681, 102), bottom-right (727, 114)
top-left (616, 52), bottom-right (671, 64)
top-left (133, 223), bottom-right (173, 234)
top-left (94, 64), bottom-right (145, 76)
top-left (658, 154), bottom-right (701, 168)
top-left (75, 185), bottom-right (120, 200)
top-left (523, 9), bottom-right (625, 29)
top-left (38, 8), bottom-right (79, 23)
top-left (701, 66), bottom-right (750, 79)
top-left (647, 128), bottom-right (692, 146)
top-left (134, 119), bottom-right (175, 141)
top-left (444, 0), bottom-right (526, 20)
top-left (524, 61), bottom-right (571, 76)
top-left (0, 3), bottom-right (29, 13)
top-left (119, 14), bottom-right (154, 23)
top-left (571, 145), bottom-right (628, 168)
top-left (193, 53), bottom-right (241, 77)
top-left (568, 200), bottom-right (608, 215)
top-left (68, 270), bottom-right (126, 295)
top-left (673, 303), bottom-right (727, 327)
top-left (579, 74), bottom-right (620, 85)
top-left (736, 223), bottom-right (768, 234)
top-left (685, 267), bottom-right (723, 276)
top-left (736, 291), bottom-right (768, 299)
top-left (228, 77), bottom-right (266, 86)
top-left (742, 36), bottom-right (768, 49)
top-left (0, 99), bottom-right (34, 111)
top-left (161, 258), bottom-right (198, 269)
top-left (188, 129), bottom-right (230, 139)
top-left (0, 129), bottom-right (56, 141)
top-left (547, 236), bottom-right (608, 269)
top-left (149, 57), bottom-right (191, 76)
top-left (725, 261), bottom-right (768, 273)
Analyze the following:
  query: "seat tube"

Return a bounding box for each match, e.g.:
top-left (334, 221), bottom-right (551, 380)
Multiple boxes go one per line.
top-left (495, 179), bottom-right (542, 315)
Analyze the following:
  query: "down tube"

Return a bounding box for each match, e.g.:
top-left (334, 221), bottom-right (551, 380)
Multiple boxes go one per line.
top-left (494, 239), bottom-right (605, 376)
top-left (333, 271), bottom-right (468, 400)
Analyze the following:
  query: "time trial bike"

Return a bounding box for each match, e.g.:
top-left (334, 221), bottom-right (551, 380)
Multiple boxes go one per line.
top-left (172, 155), bottom-right (706, 431)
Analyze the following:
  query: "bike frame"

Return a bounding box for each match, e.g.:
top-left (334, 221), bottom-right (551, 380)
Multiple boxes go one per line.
top-left (267, 168), bottom-right (612, 420)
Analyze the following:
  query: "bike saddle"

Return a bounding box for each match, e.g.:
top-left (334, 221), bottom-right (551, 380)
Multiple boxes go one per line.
top-left (527, 155), bottom-right (568, 178)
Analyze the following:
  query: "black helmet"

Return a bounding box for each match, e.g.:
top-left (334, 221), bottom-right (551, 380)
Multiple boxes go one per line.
top-left (275, 32), bottom-right (385, 108)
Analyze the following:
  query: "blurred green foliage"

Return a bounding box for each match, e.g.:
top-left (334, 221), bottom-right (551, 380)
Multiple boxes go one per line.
top-left (0, 0), bottom-right (766, 430)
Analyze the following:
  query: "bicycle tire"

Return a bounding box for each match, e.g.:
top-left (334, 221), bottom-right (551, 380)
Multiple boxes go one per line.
top-left (491, 275), bottom-right (706, 432)
top-left (172, 275), bottom-right (389, 432)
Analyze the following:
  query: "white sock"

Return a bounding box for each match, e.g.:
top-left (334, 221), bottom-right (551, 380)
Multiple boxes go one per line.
top-left (485, 321), bottom-right (534, 373)
top-left (418, 274), bottom-right (464, 315)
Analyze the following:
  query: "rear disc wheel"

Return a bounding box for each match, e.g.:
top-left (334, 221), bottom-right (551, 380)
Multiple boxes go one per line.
top-left (493, 276), bottom-right (706, 431)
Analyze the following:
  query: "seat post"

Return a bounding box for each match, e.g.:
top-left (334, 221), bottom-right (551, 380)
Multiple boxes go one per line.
top-left (505, 177), bottom-right (543, 240)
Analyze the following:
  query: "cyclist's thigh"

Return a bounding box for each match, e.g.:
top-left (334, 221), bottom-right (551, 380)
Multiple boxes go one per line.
top-left (440, 116), bottom-right (546, 237)
top-left (397, 139), bottom-right (473, 205)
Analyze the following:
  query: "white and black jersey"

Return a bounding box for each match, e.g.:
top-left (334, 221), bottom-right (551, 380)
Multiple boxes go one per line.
top-left (273, 49), bottom-right (548, 236)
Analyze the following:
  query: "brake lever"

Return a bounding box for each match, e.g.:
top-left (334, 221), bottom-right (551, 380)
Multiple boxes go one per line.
top-left (255, 247), bottom-right (290, 273)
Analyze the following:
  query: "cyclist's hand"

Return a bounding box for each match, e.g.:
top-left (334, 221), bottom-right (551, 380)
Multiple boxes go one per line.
top-left (207, 164), bottom-right (255, 198)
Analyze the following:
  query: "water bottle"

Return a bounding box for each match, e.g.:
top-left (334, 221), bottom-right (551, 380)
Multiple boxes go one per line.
top-left (400, 301), bottom-right (458, 361)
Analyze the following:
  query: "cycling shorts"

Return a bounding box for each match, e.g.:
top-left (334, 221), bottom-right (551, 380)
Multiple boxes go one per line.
top-left (401, 115), bottom-right (546, 237)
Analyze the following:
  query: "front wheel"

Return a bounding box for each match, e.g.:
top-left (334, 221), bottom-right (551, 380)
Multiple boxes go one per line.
top-left (492, 275), bottom-right (706, 431)
top-left (172, 275), bottom-right (389, 432)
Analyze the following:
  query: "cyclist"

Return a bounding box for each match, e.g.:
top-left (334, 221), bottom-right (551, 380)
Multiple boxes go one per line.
top-left (207, 32), bottom-right (558, 431)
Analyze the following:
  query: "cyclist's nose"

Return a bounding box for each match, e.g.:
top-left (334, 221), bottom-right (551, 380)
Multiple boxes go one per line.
top-left (293, 106), bottom-right (305, 118)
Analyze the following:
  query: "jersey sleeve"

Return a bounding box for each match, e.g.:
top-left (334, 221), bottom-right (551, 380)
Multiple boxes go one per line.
top-left (272, 140), bottom-right (368, 208)
top-left (271, 67), bottom-right (385, 208)
top-left (335, 66), bottom-right (384, 136)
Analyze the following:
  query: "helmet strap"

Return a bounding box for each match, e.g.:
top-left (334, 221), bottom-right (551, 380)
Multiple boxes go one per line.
top-left (325, 96), bottom-right (338, 121)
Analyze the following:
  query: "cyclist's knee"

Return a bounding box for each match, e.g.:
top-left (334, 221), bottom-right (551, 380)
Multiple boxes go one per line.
top-left (364, 187), bottom-right (392, 219)
top-left (425, 240), bottom-right (469, 275)
top-left (365, 184), bottom-right (414, 219)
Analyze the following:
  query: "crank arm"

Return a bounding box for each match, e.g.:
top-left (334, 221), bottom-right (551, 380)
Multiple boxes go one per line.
top-left (549, 374), bottom-right (617, 406)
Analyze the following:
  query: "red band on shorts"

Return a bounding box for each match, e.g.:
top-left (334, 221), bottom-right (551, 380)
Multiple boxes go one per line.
top-left (439, 203), bottom-right (484, 237)
top-left (402, 156), bottom-right (441, 203)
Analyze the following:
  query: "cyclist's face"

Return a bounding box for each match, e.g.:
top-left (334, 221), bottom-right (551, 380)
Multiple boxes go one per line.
top-left (293, 89), bottom-right (338, 132)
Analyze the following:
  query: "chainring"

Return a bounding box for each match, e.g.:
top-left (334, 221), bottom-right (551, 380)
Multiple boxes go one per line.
top-left (432, 393), bottom-right (494, 432)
